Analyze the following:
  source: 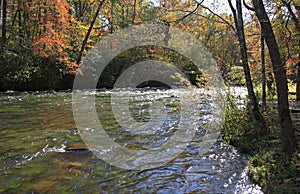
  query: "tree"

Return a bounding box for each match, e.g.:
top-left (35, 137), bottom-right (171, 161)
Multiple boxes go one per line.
top-left (252, 0), bottom-right (298, 154)
top-left (1, 0), bottom-right (7, 46)
top-left (281, 0), bottom-right (300, 101)
top-left (261, 27), bottom-right (266, 107)
top-left (76, 0), bottom-right (105, 65)
top-left (228, 0), bottom-right (266, 129)
top-left (31, 0), bottom-right (77, 68)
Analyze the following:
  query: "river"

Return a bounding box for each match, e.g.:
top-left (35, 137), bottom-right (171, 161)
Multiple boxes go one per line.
top-left (0, 88), bottom-right (262, 193)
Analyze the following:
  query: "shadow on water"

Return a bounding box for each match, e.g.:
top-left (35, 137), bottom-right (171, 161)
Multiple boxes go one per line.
top-left (0, 89), bottom-right (262, 193)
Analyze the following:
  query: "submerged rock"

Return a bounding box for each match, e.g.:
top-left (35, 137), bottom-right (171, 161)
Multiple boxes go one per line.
top-left (65, 143), bottom-right (89, 152)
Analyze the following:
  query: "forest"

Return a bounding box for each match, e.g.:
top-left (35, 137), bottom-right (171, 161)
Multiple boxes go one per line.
top-left (0, 0), bottom-right (299, 92)
top-left (0, 0), bottom-right (299, 193)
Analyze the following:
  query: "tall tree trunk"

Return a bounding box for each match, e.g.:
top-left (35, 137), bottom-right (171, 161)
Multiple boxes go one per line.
top-left (1, 0), bottom-right (7, 46)
top-left (0, 0), bottom-right (2, 19)
top-left (110, 0), bottom-right (114, 34)
top-left (132, 0), bottom-right (137, 24)
top-left (282, 1), bottom-right (300, 101)
top-left (77, 0), bottom-right (105, 65)
top-left (261, 28), bottom-right (266, 107)
top-left (296, 52), bottom-right (300, 101)
top-left (18, 0), bottom-right (23, 45)
top-left (253, 0), bottom-right (298, 154)
top-left (228, 0), bottom-right (266, 129)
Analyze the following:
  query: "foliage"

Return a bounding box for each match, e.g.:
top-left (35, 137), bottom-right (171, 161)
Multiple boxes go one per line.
top-left (96, 46), bottom-right (205, 88)
top-left (222, 93), bottom-right (258, 152)
top-left (222, 96), bottom-right (300, 193)
top-left (0, 43), bottom-right (72, 90)
top-left (0, 0), bottom-right (299, 91)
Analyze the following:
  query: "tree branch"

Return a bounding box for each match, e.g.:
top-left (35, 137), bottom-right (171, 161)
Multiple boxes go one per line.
top-left (172, 0), bottom-right (204, 23)
top-left (243, 0), bottom-right (255, 11)
top-left (167, 9), bottom-right (235, 28)
top-left (165, 0), bottom-right (235, 31)
top-left (199, 3), bottom-right (235, 31)
top-left (77, 0), bottom-right (105, 65)
top-left (282, 0), bottom-right (300, 32)
top-left (228, 0), bottom-right (238, 31)
top-left (284, 15), bottom-right (292, 62)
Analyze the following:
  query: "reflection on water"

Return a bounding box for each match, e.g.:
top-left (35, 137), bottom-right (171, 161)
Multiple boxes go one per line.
top-left (0, 88), bottom-right (262, 193)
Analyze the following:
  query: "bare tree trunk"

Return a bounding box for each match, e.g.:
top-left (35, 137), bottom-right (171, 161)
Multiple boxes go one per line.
top-left (0, 0), bottom-right (2, 19)
top-left (18, 0), bottom-right (23, 45)
top-left (228, 0), bottom-right (266, 129)
top-left (110, 0), bottom-right (114, 34)
top-left (261, 28), bottom-right (266, 107)
top-left (77, 0), bottom-right (105, 65)
top-left (296, 53), bottom-right (300, 101)
top-left (282, 1), bottom-right (300, 101)
top-left (132, 0), bottom-right (137, 24)
top-left (1, 0), bottom-right (7, 46)
top-left (253, 0), bottom-right (298, 154)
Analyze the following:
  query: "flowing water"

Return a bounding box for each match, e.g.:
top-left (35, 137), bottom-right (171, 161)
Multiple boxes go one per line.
top-left (0, 88), bottom-right (262, 193)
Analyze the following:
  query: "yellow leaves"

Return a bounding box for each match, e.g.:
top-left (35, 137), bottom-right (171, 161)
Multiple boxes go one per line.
top-left (135, 5), bottom-right (141, 11)
top-left (166, 12), bottom-right (178, 21)
top-left (183, 0), bottom-right (194, 7)
top-left (134, 18), bottom-right (142, 24)
top-left (173, 107), bottom-right (179, 113)
top-left (196, 25), bottom-right (204, 32)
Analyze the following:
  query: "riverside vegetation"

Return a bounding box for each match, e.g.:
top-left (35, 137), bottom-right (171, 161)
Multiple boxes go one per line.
top-left (223, 94), bottom-right (300, 193)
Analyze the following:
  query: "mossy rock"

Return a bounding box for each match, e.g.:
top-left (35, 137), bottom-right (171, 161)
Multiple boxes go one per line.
top-left (65, 142), bottom-right (89, 152)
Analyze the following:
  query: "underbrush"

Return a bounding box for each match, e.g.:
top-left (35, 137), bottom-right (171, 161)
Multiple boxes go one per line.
top-left (222, 96), bottom-right (300, 193)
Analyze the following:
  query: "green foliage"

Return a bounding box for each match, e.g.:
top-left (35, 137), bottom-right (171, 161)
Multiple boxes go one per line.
top-left (97, 46), bottom-right (205, 88)
top-left (223, 96), bottom-right (300, 193)
top-left (249, 150), bottom-right (300, 193)
top-left (223, 94), bottom-right (251, 144)
top-left (226, 66), bottom-right (246, 86)
top-left (0, 44), bottom-right (39, 83)
top-left (0, 43), bottom-right (72, 90)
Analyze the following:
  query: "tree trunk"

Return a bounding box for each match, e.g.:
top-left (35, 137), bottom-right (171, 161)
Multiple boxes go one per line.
top-left (132, 0), bottom-right (137, 24)
top-left (110, 0), bottom-right (114, 34)
top-left (261, 28), bottom-right (266, 107)
top-left (77, 0), bottom-right (105, 65)
top-left (1, 0), bottom-right (7, 46)
top-left (253, 0), bottom-right (298, 154)
top-left (228, 0), bottom-right (266, 129)
top-left (18, 0), bottom-right (23, 45)
top-left (296, 57), bottom-right (300, 101)
top-left (282, 1), bottom-right (300, 101)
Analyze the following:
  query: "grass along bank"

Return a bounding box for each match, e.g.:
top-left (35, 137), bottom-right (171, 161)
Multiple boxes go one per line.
top-left (222, 96), bottom-right (300, 193)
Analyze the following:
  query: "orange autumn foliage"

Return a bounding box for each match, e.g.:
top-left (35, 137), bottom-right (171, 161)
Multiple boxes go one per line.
top-left (30, 0), bottom-right (77, 73)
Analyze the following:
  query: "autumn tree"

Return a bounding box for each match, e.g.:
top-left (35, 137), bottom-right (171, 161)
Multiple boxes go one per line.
top-left (280, 0), bottom-right (300, 100)
top-left (252, 0), bottom-right (298, 154)
top-left (76, 0), bottom-right (105, 65)
top-left (228, 0), bottom-right (266, 129)
top-left (0, 0), bottom-right (80, 89)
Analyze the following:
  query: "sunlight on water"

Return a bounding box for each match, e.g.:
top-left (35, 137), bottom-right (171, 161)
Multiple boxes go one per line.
top-left (0, 88), bottom-right (262, 193)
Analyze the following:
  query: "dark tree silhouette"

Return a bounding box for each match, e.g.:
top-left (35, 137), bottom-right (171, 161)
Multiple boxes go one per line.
top-left (77, 0), bottom-right (105, 65)
top-left (228, 0), bottom-right (266, 129)
top-left (253, 0), bottom-right (298, 154)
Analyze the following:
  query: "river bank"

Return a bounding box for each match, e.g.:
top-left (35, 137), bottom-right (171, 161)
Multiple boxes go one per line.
top-left (223, 90), bottom-right (300, 193)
